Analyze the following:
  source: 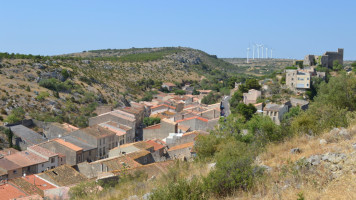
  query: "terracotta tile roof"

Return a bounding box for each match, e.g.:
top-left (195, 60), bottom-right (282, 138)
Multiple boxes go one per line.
top-left (151, 104), bottom-right (176, 110)
top-left (108, 111), bottom-right (136, 122)
top-left (133, 141), bottom-right (154, 150)
top-left (10, 177), bottom-right (44, 197)
top-left (146, 140), bottom-right (165, 151)
top-left (0, 158), bottom-right (21, 171)
top-left (53, 138), bottom-right (83, 152)
top-left (168, 142), bottom-right (194, 151)
top-left (37, 165), bottom-right (87, 187)
top-left (0, 183), bottom-right (27, 199)
top-left (78, 125), bottom-right (116, 138)
top-left (175, 116), bottom-right (209, 123)
top-left (178, 125), bottom-right (191, 132)
top-left (127, 150), bottom-right (151, 160)
top-left (22, 174), bottom-right (56, 191)
top-left (6, 152), bottom-right (46, 168)
top-left (61, 123), bottom-right (79, 132)
top-left (114, 160), bottom-right (174, 178)
top-left (161, 118), bottom-right (177, 125)
top-left (0, 148), bottom-right (19, 156)
top-left (15, 194), bottom-right (42, 200)
top-left (143, 123), bottom-right (161, 130)
top-left (183, 130), bottom-right (209, 137)
top-left (93, 155), bottom-right (141, 172)
top-left (27, 145), bottom-right (57, 158)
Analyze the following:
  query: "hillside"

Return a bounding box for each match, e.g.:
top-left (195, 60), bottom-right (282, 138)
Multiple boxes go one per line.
top-left (0, 47), bottom-right (243, 128)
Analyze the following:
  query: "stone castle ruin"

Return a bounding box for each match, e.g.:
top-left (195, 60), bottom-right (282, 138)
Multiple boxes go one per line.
top-left (304, 48), bottom-right (343, 68)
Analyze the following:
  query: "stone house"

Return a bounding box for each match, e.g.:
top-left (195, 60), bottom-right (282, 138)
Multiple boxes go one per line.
top-left (77, 156), bottom-right (141, 179)
top-left (143, 118), bottom-right (178, 140)
top-left (150, 104), bottom-right (177, 115)
top-left (98, 121), bottom-right (132, 145)
top-left (88, 110), bottom-right (136, 142)
top-left (162, 82), bottom-right (177, 91)
top-left (38, 138), bottom-right (94, 166)
top-left (26, 145), bottom-right (59, 172)
top-left (167, 142), bottom-right (195, 160)
top-left (304, 48), bottom-right (344, 68)
top-left (69, 125), bottom-right (118, 159)
top-left (243, 89), bottom-right (261, 104)
top-left (289, 98), bottom-right (309, 110)
top-left (32, 120), bottom-right (79, 140)
top-left (10, 125), bottom-right (47, 150)
top-left (263, 103), bottom-right (289, 125)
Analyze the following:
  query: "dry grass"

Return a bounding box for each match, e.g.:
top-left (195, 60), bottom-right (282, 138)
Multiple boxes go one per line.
top-left (231, 125), bottom-right (356, 200)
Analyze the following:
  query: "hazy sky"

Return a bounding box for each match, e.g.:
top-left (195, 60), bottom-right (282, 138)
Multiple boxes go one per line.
top-left (1, 0), bottom-right (355, 59)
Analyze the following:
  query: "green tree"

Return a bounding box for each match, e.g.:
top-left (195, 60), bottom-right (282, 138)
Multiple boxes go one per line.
top-left (236, 103), bottom-right (257, 121)
top-left (245, 115), bottom-right (281, 145)
top-left (332, 60), bottom-right (343, 71)
top-left (143, 117), bottom-right (161, 127)
top-left (174, 89), bottom-right (186, 95)
top-left (229, 91), bottom-right (243, 108)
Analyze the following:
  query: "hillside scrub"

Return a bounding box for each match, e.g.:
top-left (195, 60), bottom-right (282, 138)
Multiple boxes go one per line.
top-left (148, 72), bottom-right (356, 199)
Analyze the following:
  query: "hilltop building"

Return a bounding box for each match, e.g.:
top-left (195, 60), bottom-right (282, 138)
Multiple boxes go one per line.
top-left (304, 48), bottom-right (344, 68)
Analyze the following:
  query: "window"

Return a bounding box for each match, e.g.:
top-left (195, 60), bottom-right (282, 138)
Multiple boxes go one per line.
top-left (13, 170), bottom-right (17, 174)
top-left (89, 150), bottom-right (91, 156)
top-left (78, 155), bottom-right (81, 162)
top-left (51, 157), bottom-right (55, 163)
top-left (42, 164), bottom-right (44, 167)
top-left (27, 167), bottom-right (30, 171)
top-left (99, 139), bottom-right (101, 146)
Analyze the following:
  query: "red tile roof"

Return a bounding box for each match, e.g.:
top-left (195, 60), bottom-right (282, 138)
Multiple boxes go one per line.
top-left (22, 174), bottom-right (57, 191)
top-left (168, 142), bottom-right (194, 151)
top-left (145, 140), bottom-right (165, 151)
top-left (151, 104), bottom-right (176, 110)
top-left (143, 123), bottom-right (161, 130)
top-left (0, 183), bottom-right (27, 200)
top-left (53, 139), bottom-right (83, 152)
top-left (175, 116), bottom-right (209, 123)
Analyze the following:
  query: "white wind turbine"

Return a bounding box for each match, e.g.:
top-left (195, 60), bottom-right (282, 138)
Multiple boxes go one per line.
top-left (265, 47), bottom-right (268, 59)
top-left (261, 44), bottom-right (264, 59)
top-left (252, 44), bottom-right (255, 60)
top-left (246, 47), bottom-right (250, 63)
top-left (256, 44), bottom-right (260, 59)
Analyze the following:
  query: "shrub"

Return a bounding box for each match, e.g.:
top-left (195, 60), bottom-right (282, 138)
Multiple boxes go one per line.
top-left (201, 92), bottom-right (221, 105)
top-left (174, 89), bottom-right (186, 95)
top-left (150, 177), bottom-right (207, 200)
top-left (5, 107), bottom-right (25, 123)
top-left (203, 140), bottom-right (256, 196)
top-left (36, 91), bottom-right (50, 101)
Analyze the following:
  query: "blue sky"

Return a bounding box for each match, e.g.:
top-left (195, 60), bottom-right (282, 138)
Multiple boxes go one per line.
top-left (1, 0), bottom-right (355, 59)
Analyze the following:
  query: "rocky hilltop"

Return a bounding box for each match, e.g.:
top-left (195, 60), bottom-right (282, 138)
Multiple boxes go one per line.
top-left (0, 47), bottom-right (237, 127)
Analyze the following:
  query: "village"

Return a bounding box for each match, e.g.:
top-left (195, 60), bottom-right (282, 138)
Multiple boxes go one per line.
top-left (0, 48), bottom-right (345, 199)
